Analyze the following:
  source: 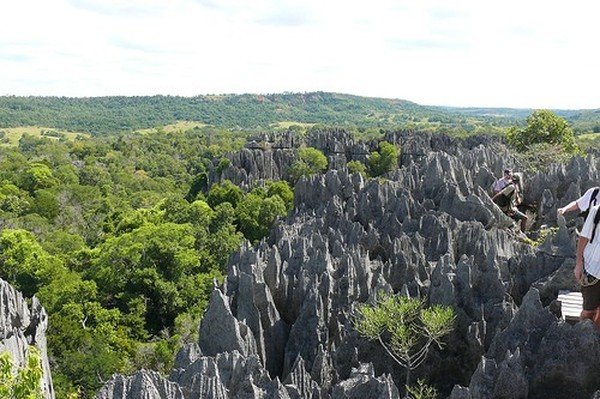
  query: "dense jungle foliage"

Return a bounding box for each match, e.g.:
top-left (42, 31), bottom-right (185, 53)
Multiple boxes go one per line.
top-left (0, 127), bottom-right (302, 397)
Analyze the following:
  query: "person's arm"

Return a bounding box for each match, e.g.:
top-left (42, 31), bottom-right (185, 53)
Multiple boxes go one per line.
top-left (575, 235), bottom-right (588, 282)
top-left (558, 201), bottom-right (580, 215)
top-left (514, 187), bottom-right (522, 206)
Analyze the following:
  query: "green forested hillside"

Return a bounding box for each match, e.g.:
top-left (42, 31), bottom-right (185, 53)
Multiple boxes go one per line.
top-left (1, 92), bottom-right (579, 136)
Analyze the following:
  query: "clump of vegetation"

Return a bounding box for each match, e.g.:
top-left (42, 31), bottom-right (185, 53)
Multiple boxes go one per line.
top-left (515, 142), bottom-right (577, 174)
top-left (347, 160), bottom-right (367, 177)
top-left (0, 347), bottom-right (44, 399)
top-left (522, 226), bottom-right (558, 247)
top-left (507, 110), bottom-right (581, 173)
top-left (406, 379), bottom-right (439, 399)
top-left (367, 141), bottom-right (400, 177)
top-left (289, 147), bottom-right (328, 182)
top-left (507, 110), bottom-right (578, 152)
top-left (354, 292), bottom-right (455, 390)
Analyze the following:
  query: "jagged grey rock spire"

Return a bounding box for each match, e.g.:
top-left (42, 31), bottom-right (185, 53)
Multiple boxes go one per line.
top-left (0, 278), bottom-right (54, 399)
top-left (97, 131), bottom-right (600, 398)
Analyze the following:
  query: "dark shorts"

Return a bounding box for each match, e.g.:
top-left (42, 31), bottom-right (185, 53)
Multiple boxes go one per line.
top-left (507, 209), bottom-right (526, 222)
top-left (581, 273), bottom-right (600, 310)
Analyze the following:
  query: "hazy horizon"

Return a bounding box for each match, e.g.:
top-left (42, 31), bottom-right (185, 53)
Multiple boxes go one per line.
top-left (2, 0), bottom-right (599, 110)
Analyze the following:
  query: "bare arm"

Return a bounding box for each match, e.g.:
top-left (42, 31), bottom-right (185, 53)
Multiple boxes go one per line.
top-left (558, 201), bottom-right (580, 215)
top-left (575, 235), bottom-right (588, 282)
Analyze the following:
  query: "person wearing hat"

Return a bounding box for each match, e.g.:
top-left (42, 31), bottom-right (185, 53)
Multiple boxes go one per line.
top-left (493, 169), bottom-right (513, 194)
top-left (491, 172), bottom-right (528, 232)
top-left (575, 203), bottom-right (600, 326)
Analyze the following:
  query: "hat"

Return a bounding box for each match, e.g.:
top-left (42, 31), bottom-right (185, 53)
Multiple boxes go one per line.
top-left (504, 169), bottom-right (512, 175)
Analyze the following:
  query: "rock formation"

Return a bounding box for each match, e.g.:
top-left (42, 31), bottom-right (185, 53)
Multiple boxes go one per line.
top-left (98, 130), bottom-right (600, 399)
top-left (0, 278), bottom-right (55, 398)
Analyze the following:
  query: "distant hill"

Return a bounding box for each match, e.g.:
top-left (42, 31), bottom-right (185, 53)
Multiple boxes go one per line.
top-left (0, 92), bottom-right (598, 135)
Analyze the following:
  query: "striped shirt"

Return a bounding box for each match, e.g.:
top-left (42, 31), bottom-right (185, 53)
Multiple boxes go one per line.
top-left (576, 187), bottom-right (600, 213)
top-left (581, 204), bottom-right (600, 278)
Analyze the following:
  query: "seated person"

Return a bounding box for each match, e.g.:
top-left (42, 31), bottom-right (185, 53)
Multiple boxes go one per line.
top-left (491, 173), bottom-right (528, 232)
top-left (492, 169), bottom-right (513, 194)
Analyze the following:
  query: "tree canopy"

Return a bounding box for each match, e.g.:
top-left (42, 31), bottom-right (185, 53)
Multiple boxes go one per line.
top-left (506, 110), bottom-right (578, 152)
top-left (0, 128), bottom-right (295, 398)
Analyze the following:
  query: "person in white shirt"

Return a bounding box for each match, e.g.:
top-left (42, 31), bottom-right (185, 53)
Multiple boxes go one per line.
top-left (575, 204), bottom-right (600, 325)
top-left (558, 186), bottom-right (599, 216)
top-left (492, 169), bottom-right (513, 194)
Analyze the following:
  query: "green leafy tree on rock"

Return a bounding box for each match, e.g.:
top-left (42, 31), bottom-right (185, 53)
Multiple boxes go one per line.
top-left (368, 141), bottom-right (400, 177)
top-left (354, 292), bottom-right (455, 390)
top-left (289, 147), bottom-right (328, 182)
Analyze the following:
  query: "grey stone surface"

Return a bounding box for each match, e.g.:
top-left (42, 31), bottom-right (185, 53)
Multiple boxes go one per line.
top-left (97, 370), bottom-right (185, 399)
top-left (0, 278), bottom-right (54, 399)
top-left (97, 131), bottom-right (600, 398)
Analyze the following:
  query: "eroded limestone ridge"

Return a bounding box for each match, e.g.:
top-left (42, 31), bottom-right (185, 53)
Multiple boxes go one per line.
top-left (0, 278), bottom-right (55, 399)
top-left (98, 131), bottom-right (600, 399)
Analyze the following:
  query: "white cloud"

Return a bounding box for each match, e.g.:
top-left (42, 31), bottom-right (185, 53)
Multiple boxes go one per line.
top-left (0, 0), bottom-right (599, 108)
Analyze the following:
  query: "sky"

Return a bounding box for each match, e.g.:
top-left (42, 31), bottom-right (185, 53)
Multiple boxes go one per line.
top-left (1, 0), bottom-right (599, 109)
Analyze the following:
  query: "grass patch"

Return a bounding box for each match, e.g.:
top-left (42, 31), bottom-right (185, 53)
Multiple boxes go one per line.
top-left (135, 121), bottom-right (207, 134)
top-left (521, 226), bottom-right (558, 247)
top-left (0, 126), bottom-right (89, 146)
top-left (270, 121), bottom-right (316, 129)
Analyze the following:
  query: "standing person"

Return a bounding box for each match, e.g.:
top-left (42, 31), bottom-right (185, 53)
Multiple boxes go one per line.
top-left (491, 173), bottom-right (528, 232)
top-left (493, 169), bottom-right (513, 194)
top-left (557, 187), bottom-right (600, 216)
top-left (575, 204), bottom-right (600, 326)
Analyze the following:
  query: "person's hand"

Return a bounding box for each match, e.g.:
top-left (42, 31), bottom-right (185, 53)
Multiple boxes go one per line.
top-left (557, 207), bottom-right (565, 215)
top-left (574, 263), bottom-right (583, 282)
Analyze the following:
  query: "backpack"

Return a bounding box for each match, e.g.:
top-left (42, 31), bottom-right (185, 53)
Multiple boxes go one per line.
top-left (580, 187), bottom-right (600, 219)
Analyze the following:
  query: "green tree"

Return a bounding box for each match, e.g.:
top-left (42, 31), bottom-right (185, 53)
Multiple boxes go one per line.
top-left (0, 229), bottom-right (64, 297)
top-left (354, 292), bottom-right (455, 388)
top-left (207, 180), bottom-right (244, 209)
top-left (0, 347), bottom-right (44, 399)
top-left (19, 163), bottom-right (57, 193)
top-left (368, 141), bottom-right (399, 177)
top-left (30, 189), bottom-right (59, 220)
top-left (235, 194), bottom-right (286, 242)
top-left (289, 147), bottom-right (328, 182)
top-left (0, 184), bottom-right (30, 215)
top-left (89, 222), bottom-right (210, 334)
top-left (347, 160), bottom-right (367, 177)
top-left (266, 180), bottom-right (294, 211)
top-left (506, 110), bottom-right (578, 152)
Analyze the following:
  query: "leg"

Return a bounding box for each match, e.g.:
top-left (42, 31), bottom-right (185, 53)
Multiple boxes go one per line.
top-left (581, 309), bottom-right (596, 321)
top-left (581, 282), bottom-right (600, 326)
top-left (520, 216), bottom-right (528, 232)
top-left (594, 307), bottom-right (600, 329)
top-left (511, 210), bottom-right (527, 232)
